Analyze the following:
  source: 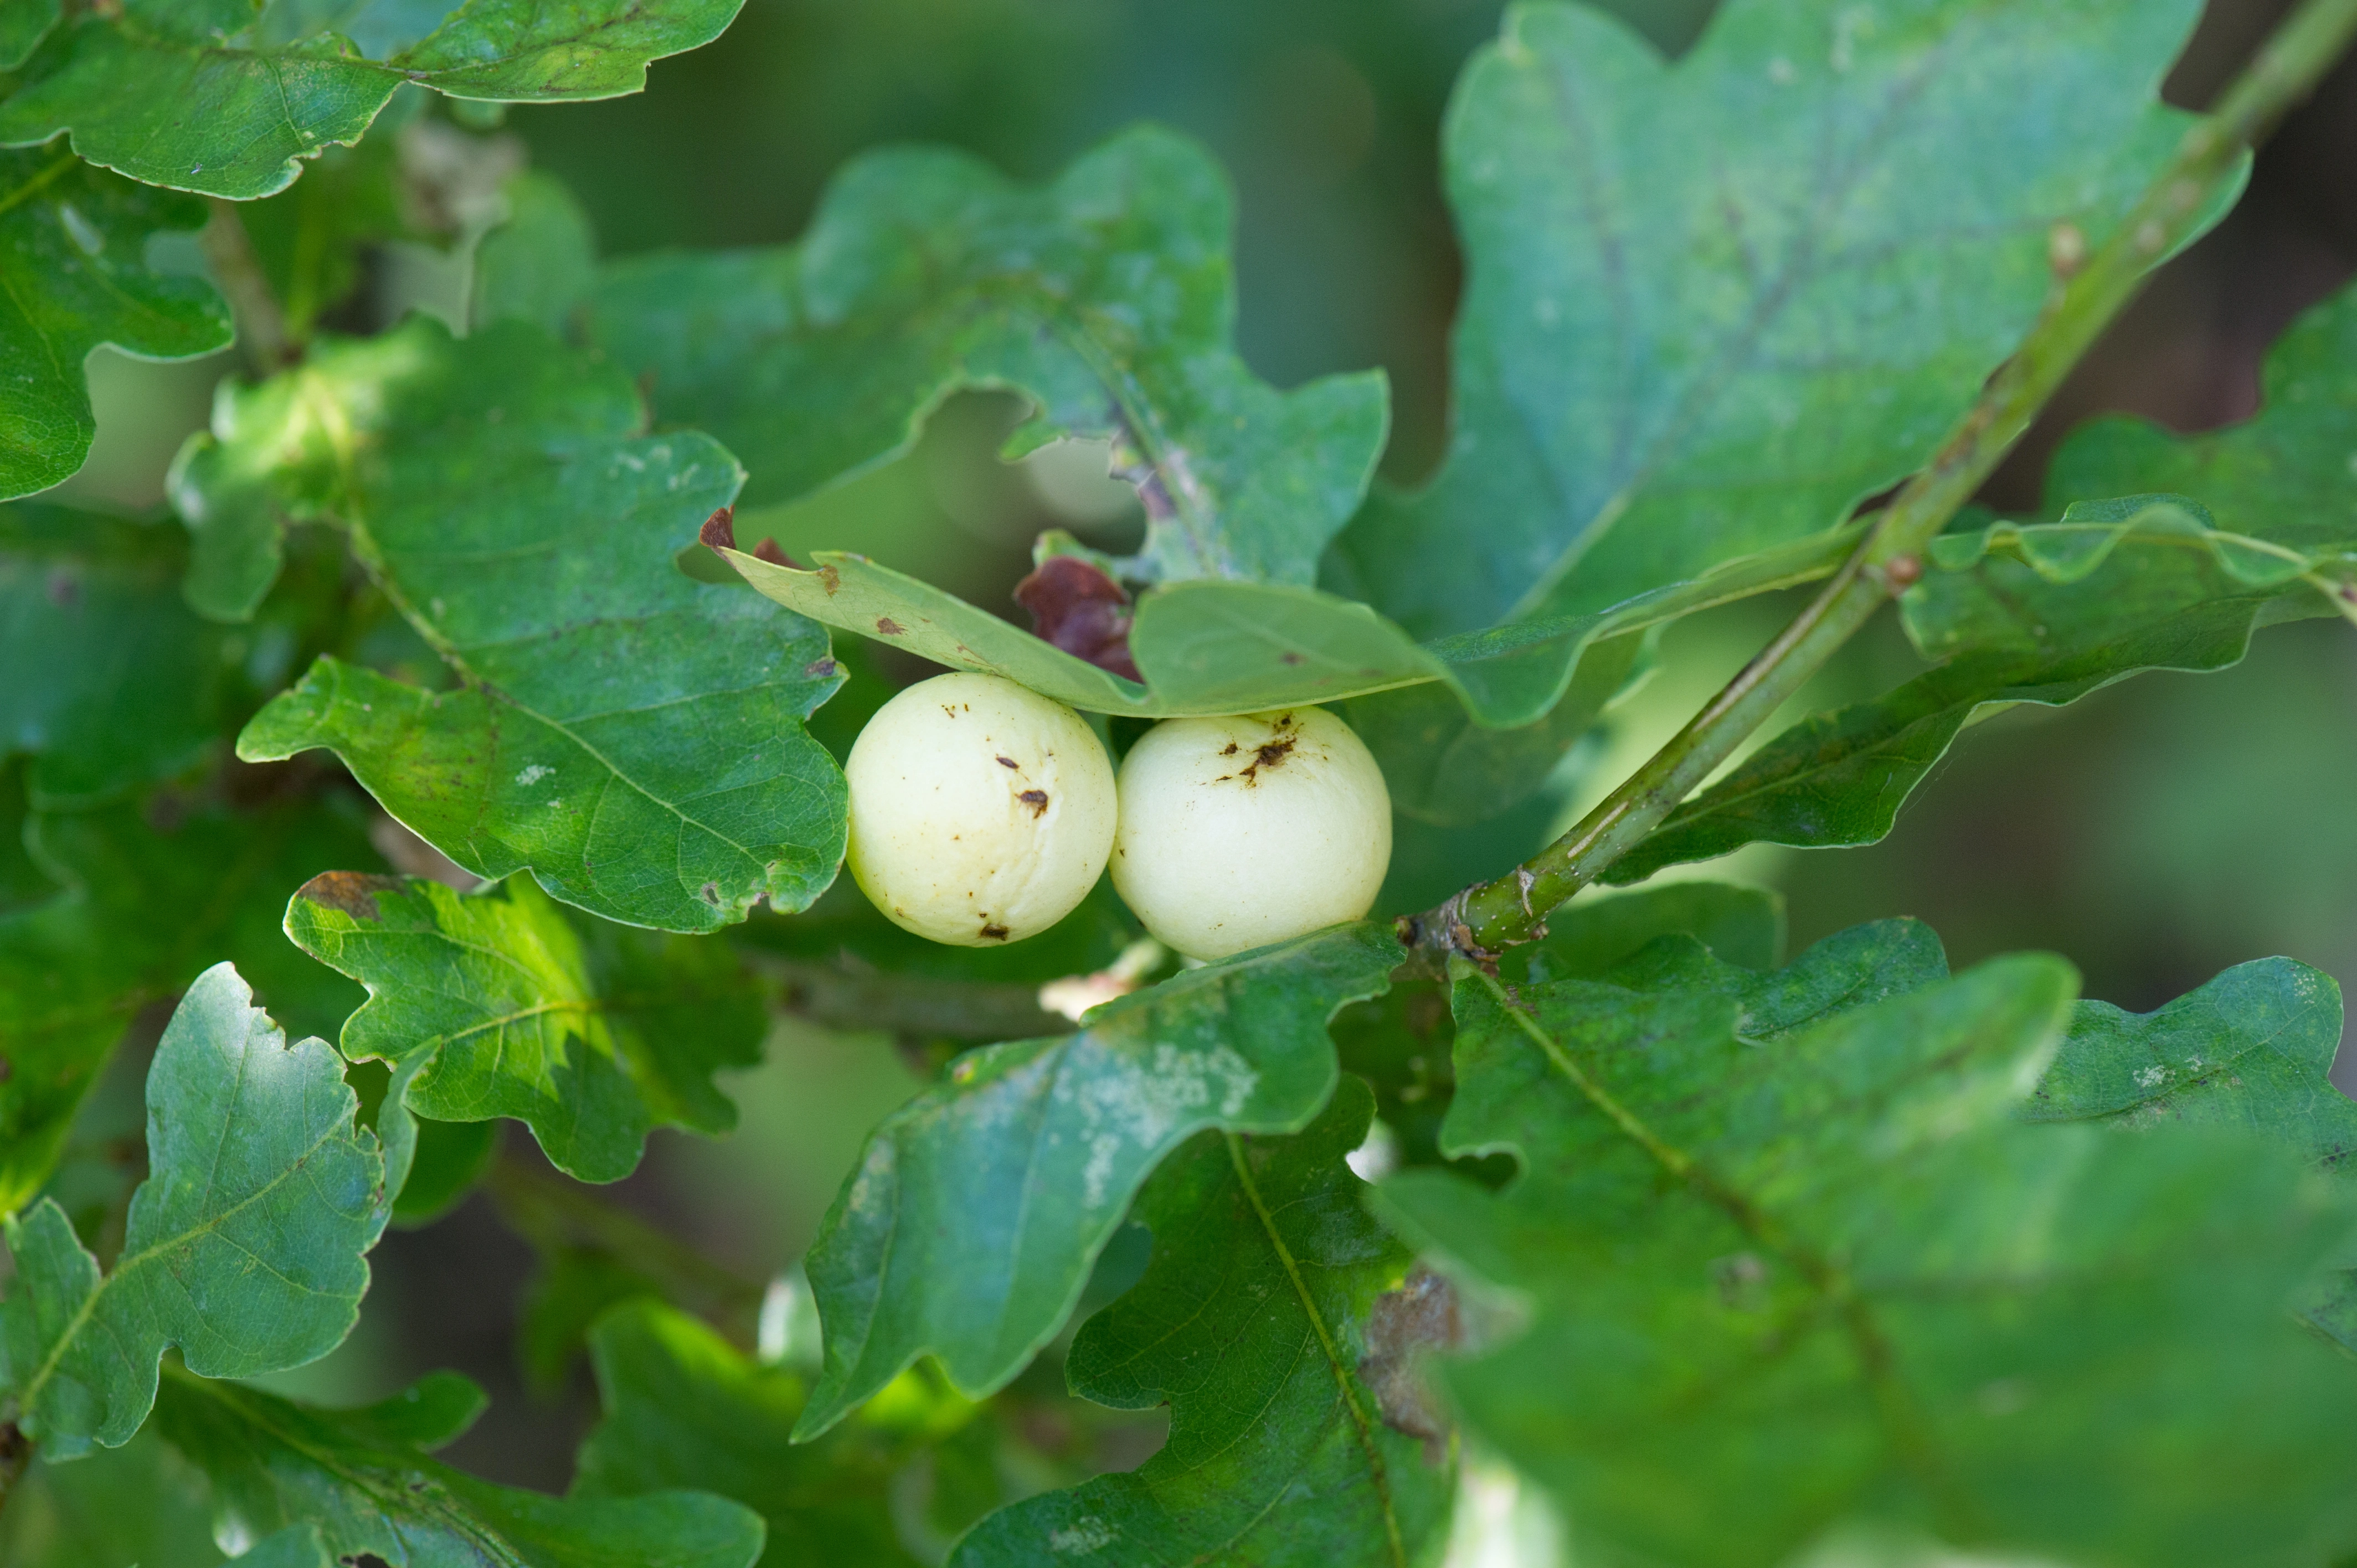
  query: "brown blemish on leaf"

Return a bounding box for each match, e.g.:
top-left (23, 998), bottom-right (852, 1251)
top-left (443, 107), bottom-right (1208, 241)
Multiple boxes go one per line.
top-left (699, 506), bottom-right (737, 552)
top-left (699, 881), bottom-right (723, 906)
top-left (819, 564), bottom-right (841, 596)
top-left (752, 538), bottom-right (797, 568)
top-left (1358, 1265), bottom-right (1463, 1466)
top-left (805, 658), bottom-right (839, 679)
top-left (1012, 555), bottom-right (1143, 682)
top-left (1280, 651), bottom-right (1305, 666)
top-left (298, 870), bottom-right (405, 922)
top-left (877, 617), bottom-right (907, 636)
top-left (1018, 789), bottom-right (1049, 816)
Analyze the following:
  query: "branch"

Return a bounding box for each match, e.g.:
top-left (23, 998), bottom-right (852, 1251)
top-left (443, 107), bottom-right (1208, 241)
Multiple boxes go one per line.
top-left (483, 1154), bottom-right (763, 1323)
top-left (1405, 0), bottom-right (2357, 963)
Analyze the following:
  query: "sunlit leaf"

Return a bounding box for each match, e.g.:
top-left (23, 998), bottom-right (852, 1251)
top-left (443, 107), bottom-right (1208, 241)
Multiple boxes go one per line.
top-left (0, 1), bottom-right (744, 201)
top-left (151, 1365), bottom-right (765, 1568)
top-left (954, 1077), bottom-right (1455, 1567)
top-left (0, 153), bottom-right (229, 500)
top-left (1337, 0), bottom-right (2212, 635)
top-left (187, 316), bottom-right (848, 933)
top-left (797, 921), bottom-right (1400, 1438)
top-left (595, 127), bottom-right (1386, 588)
top-left (0, 963), bottom-right (384, 1458)
top-left (1374, 924), bottom-right (2357, 1567)
top-left (285, 870), bottom-right (766, 1183)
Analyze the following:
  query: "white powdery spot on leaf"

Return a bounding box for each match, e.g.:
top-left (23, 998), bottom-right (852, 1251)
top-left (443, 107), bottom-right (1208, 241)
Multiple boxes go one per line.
top-left (1049, 1518), bottom-right (1115, 1554)
top-left (515, 764), bottom-right (553, 786)
top-left (1064, 1041), bottom-right (1261, 1209)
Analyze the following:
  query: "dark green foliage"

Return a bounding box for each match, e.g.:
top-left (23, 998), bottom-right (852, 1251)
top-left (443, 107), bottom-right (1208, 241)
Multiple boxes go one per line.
top-left (0, 154), bottom-right (229, 499)
top-left (797, 922), bottom-right (1401, 1438)
top-left (1376, 926), bottom-right (2357, 1565)
top-left (953, 1078), bottom-right (1456, 1567)
top-left (183, 316), bottom-right (850, 933)
top-left (0, 0), bottom-right (745, 200)
top-left (0, 965), bottom-right (384, 1458)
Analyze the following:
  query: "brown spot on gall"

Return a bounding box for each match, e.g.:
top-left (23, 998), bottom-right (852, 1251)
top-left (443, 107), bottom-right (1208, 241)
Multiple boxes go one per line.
top-left (1018, 790), bottom-right (1049, 816)
top-left (997, 755), bottom-right (1018, 768)
top-left (979, 922), bottom-right (1011, 940)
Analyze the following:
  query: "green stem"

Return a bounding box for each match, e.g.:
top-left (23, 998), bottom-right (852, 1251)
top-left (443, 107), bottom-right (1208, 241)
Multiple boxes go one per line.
top-left (483, 1154), bottom-right (762, 1321)
top-left (200, 198), bottom-right (295, 375)
top-left (1407, 0), bottom-right (2357, 961)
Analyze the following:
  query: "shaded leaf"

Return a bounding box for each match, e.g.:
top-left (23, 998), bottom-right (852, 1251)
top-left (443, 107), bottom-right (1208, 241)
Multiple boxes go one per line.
top-left (473, 169), bottom-right (599, 337)
top-left (576, 1297), bottom-right (985, 1566)
top-left (1, 507), bottom-right (231, 807)
top-left (1374, 925), bottom-right (2357, 1567)
top-left (0, 963), bottom-right (384, 1458)
top-left (0, 0), bottom-right (58, 72)
top-left (596, 127), bottom-right (1386, 587)
top-left (151, 1365), bottom-right (766, 1568)
top-left (1605, 498), bottom-right (2340, 883)
top-left (285, 870), bottom-right (765, 1182)
top-left (799, 921), bottom-right (1400, 1438)
top-left (0, 152), bottom-right (230, 500)
top-left (0, 1), bottom-right (743, 201)
top-left (0, 1424), bottom-right (225, 1568)
top-left (953, 1077), bottom-right (1455, 1568)
top-left (0, 791), bottom-right (372, 1218)
top-left (1512, 880), bottom-right (1787, 982)
top-left (1337, 0), bottom-right (2210, 635)
top-left (2049, 281), bottom-right (2357, 561)
top-left (190, 316), bottom-right (848, 934)
top-left (2024, 957), bottom-right (2357, 1164)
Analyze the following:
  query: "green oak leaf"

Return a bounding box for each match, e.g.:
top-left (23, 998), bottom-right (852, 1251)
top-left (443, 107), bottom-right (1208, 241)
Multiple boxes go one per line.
top-left (1337, 0), bottom-right (2212, 636)
top-left (0, 151), bottom-right (230, 500)
top-left (953, 1077), bottom-right (1456, 1568)
top-left (0, 0), bottom-right (744, 201)
top-left (797, 921), bottom-right (1401, 1438)
top-left (0, 0), bottom-right (59, 71)
top-left (595, 126), bottom-right (1387, 588)
top-left (1605, 497), bottom-right (2344, 883)
top-left (710, 519), bottom-right (1857, 728)
top-left (285, 870), bottom-right (766, 1183)
top-left (1374, 925), bottom-right (2357, 1567)
top-left (472, 168), bottom-right (600, 337)
top-left (576, 1297), bottom-right (987, 1566)
top-left (2024, 957), bottom-right (2357, 1163)
top-left (189, 316), bottom-right (848, 935)
top-left (0, 1424), bottom-right (228, 1568)
top-left (0, 962), bottom-right (385, 1459)
top-left (1514, 879), bottom-right (1787, 983)
top-left (1, 507), bottom-right (232, 806)
top-left (150, 1364), bottom-right (766, 1568)
top-left (0, 792), bottom-right (372, 1218)
top-left (2050, 281), bottom-right (2357, 564)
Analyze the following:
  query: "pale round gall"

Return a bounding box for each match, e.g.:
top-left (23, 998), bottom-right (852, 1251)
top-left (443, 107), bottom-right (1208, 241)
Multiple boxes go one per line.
top-left (844, 672), bottom-right (1116, 947)
top-left (1110, 706), bottom-right (1391, 961)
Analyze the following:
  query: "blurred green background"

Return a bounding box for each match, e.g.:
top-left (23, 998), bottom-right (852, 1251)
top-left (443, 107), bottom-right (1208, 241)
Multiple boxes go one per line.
top-left (40, 0), bottom-right (2357, 1522)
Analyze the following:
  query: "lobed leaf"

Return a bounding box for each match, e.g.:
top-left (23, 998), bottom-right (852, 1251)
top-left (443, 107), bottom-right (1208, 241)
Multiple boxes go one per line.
top-left (0, 963), bottom-right (385, 1458)
top-left (797, 921), bottom-right (1401, 1438)
top-left (0, 0), bottom-right (744, 201)
top-left (576, 1297), bottom-right (982, 1566)
top-left (151, 1364), bottom-right (766, 1568)
top-left (1375, 923), bottom-right (2357, 1566)
top-left (1606, 497), bottom-right (2347, 882)
top-left (0, 151), bottom-right (230, 500)
top-left (0, 793), bottom-right (372, 1217)
top-left (285, 870), bottom-right (766, 1184)
top-left (953, 1077), bottom-right (1456, 1568)
top-left (1336, 0), bottom-right (2212, 636)
top-left (595, 126), bottom-right (1387, 589)
top-left (194, 316), bottom-right (849, 934)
